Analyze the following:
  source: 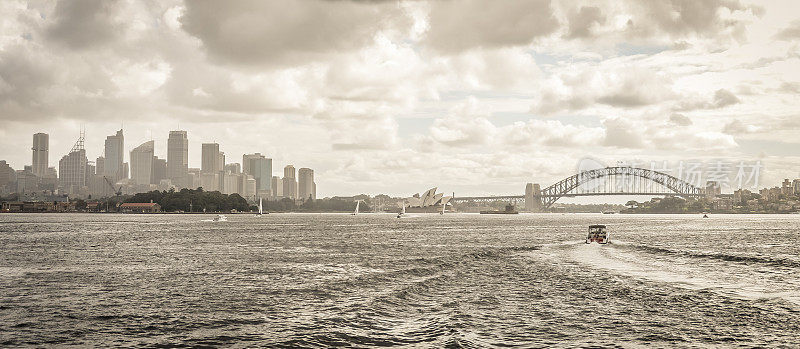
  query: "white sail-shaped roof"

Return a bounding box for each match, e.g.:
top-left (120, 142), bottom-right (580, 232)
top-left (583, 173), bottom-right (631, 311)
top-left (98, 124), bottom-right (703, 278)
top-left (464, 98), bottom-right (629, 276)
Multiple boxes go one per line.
top-left (440, 196), bottom-right (452, 206)
top-left (421, 187), bottom-right (438, 206)
top-left (407, 197), bottom-right (422, 207)
top-left (431, 193), bottom-right (443, 206)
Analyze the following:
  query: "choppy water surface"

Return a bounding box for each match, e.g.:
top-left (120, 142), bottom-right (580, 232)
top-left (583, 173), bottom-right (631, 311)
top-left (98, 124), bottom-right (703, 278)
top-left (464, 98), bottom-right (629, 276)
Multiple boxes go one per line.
top-left (1, 213), bottom-right (799, 347)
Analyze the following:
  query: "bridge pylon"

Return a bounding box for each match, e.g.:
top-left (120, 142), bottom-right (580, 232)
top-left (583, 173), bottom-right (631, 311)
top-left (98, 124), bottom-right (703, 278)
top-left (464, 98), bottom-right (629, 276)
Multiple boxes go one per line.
top-left (525, 183), bottom-right (542, 212)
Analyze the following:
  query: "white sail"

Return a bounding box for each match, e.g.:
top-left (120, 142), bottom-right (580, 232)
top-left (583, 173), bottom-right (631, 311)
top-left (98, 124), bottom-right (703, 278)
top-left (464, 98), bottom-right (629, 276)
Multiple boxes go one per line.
top-left (258, 198), bottom-right (263, 215)
top-left (401, 202), bottom-right (406, 215)
top-left (353, 201), bottom-right (360, 215)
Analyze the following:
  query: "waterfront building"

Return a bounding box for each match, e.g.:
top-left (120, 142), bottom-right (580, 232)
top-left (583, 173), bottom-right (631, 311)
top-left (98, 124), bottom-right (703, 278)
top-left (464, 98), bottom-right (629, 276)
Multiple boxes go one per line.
top-left (103, 129), bottom-right (125, 181)
top-left (119, 202), bottom-right (161, 213)
top-left (167, 131), bottom-right (189, 188)
top-left (130, 141), bottom-right (154, 186)
top-left (31, 133), bottom-right (48, 177)
top-left (298, 168), bottom-right (315, 201)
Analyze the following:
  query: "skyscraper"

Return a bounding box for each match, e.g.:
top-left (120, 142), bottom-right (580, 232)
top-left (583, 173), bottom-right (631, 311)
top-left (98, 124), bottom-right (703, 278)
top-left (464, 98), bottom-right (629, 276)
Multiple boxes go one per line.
top-left (218, 152), bottom-right (225, 172)
top-left (130, 140), bottom-right (154, 185)
top-left (103, 129), bottom-right (125, 181)
top-left (95, 156), bottom-right (104, 175)
top-left (271, 176), bottom-right (283, 197)
top-left (298, 168), bottom-right (315, 201)
top-left (283, 165), bottom-right (297, 199)
top-left (201, 143), bottom-right (220, 174)
top-left (31, 133), bottom-right (48, 177)
top-left (151, 157), bottom-right (167, 185)
top-left (167, 131), bottom-right (188, 188)
top-left (243, 153), bottom-right (272, 195)
top-left (59, 132), bottom-right (88, 191)
top-left (0, 160), bottom-right (14, 189)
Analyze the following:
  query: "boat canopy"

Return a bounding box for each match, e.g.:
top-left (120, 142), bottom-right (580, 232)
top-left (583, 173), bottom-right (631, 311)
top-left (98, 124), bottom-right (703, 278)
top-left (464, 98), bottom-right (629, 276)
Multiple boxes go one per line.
top-left (589, 224), bottom-right (606, 228)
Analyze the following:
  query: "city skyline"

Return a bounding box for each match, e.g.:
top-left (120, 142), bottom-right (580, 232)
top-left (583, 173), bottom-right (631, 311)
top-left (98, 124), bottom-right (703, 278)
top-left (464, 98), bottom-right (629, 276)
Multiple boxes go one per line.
top-left (1, 1), bottom-right (800, 198)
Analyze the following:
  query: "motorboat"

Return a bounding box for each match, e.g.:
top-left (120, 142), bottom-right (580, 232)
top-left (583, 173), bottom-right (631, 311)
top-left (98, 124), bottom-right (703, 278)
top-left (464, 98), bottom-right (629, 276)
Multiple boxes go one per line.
top-left (586, 224), bottom-right (609, 244)
top-left (213, 214), bottom-right (227, 222)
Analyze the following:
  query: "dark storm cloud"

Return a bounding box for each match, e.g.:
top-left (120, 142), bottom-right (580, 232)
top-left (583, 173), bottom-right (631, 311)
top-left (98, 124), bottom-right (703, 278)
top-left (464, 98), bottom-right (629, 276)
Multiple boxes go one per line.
top-left (424, 0), bottom-right (559, 52)
top-left (0, 44), bottom-right (56, 119)
top-left (180, 0), bottom-right (406, 65)
top-left (45, 0), bottom-right (122, 49)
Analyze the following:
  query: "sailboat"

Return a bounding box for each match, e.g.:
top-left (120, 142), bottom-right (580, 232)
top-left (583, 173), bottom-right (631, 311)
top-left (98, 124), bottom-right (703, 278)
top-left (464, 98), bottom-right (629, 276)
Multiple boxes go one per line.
top-left (440, 202), bottom-right (445, 215)
top-left (352, 200), bottom-right (360, 215)
top-left (256, 197), bottom-right (266, 216)
top-left (397, 202), bottom-right (405, 218)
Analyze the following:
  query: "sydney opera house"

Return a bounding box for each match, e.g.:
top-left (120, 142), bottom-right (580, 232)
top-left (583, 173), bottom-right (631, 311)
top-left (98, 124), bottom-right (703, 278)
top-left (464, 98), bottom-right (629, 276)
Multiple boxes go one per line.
top-left (401, 187), bottom-right (452, 213)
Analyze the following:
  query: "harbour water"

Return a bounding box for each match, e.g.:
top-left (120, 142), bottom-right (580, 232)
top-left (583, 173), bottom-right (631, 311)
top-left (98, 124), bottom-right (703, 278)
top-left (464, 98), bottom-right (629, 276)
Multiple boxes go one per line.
top-left (1, 213), bottom-right (799, 347)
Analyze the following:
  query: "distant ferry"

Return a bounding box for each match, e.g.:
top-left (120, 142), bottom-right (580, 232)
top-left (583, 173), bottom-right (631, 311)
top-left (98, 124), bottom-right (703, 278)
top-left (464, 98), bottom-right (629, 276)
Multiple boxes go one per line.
top-left (586, 225), bottom-right (609, 244)
top-left (480, 204), bottom-right (519, 214)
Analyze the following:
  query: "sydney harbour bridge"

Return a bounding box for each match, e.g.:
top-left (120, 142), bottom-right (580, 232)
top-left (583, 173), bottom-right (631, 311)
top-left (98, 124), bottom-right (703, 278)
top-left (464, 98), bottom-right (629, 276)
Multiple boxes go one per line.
top-left (451, 166), bottom-right (704, 210)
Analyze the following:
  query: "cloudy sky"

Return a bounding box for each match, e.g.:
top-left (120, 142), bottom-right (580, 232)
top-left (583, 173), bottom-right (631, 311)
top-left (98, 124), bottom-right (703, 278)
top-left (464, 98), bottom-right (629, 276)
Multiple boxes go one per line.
top-left (1, 0), bottom-right (800, 197)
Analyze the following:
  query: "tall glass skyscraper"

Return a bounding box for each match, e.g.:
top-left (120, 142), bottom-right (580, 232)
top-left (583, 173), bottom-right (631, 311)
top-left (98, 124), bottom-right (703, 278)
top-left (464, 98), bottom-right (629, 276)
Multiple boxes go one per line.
top-left (31, 133), bottom-right (48, 177)
top-left (243, 153), bottom-right (272, 195)
top-left (167, 130), bottom-right (188, 188)
top-left (103, 129), bottom-right (125, 181)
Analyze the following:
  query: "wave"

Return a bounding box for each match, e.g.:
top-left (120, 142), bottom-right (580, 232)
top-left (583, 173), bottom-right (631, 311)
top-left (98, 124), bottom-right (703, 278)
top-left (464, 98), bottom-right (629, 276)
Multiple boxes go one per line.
top-left (615, 242), bottom-right (800, 268)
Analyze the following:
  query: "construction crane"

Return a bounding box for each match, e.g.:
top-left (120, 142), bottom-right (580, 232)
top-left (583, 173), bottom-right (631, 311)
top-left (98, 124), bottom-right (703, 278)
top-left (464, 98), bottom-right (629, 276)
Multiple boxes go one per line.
top-left (103, 176), bottom-right (122, 196)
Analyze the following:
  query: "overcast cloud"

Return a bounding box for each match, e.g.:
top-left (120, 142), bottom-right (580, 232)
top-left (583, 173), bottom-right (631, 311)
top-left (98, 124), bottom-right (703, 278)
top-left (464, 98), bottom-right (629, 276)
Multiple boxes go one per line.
top-left (1, 0), bottom-right (800, 196)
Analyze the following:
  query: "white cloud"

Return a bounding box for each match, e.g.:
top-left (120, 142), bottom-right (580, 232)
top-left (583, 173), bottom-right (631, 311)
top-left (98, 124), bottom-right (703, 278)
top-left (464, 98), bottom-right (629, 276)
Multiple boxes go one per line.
top-left (1, 0), bottom-right (799, 196)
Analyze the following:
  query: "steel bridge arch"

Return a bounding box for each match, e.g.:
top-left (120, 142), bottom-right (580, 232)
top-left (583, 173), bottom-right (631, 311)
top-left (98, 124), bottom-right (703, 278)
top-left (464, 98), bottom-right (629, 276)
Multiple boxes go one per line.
top-left (539, 167), bottom-right (703, 208)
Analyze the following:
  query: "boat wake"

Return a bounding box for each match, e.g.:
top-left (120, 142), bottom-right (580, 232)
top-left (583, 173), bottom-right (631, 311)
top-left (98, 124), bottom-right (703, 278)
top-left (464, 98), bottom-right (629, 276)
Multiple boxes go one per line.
top-left (539, 241), bottom-right (800, 307)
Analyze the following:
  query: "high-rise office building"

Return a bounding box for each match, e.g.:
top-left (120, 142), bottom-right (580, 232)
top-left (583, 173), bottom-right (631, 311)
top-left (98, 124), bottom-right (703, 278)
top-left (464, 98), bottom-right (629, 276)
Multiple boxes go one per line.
top-left (31, 133), bottom-right (48, 177)
top-left (95, 156), bottom-right (104, 175)
top-left (151, 157), bottom-right (167, 185)
top-left (298, 168), bottom-right (315, 201)
top-left (201, 143), bottom-right (220, 174)
top-left (243, 153), bottom-right (272, 195)
top-left (283, 165), bottom-right (297, 199)
top-left (218, 152), bottom-right (225, 172)
top-left (167, 131), bottom-right (188, 188)
top-left (225, 163), bottom-right (241, 174)
top-left (59, 133), bottom-right (88, 190)
top-left (271, 176), bottom-right (283, 197)
top-left (130, 141), bottom-right (154, 185)
top-left (0, 160), bottom-right (15, 189)
top-left (103, 129), bottom-right (125, 181)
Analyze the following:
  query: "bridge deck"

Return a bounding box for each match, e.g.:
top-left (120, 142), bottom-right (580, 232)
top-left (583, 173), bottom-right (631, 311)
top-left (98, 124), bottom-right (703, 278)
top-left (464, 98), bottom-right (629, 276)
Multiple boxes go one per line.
top-left (452, 192), bottom-right (703, 202)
